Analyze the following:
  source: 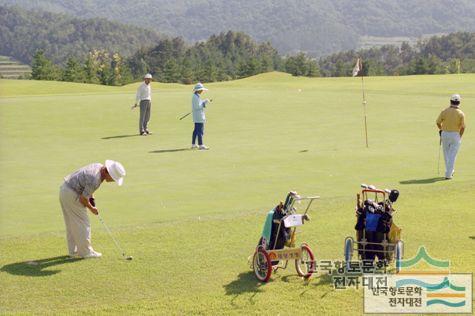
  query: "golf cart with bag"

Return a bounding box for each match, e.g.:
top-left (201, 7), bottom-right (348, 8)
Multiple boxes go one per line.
top-left (344, 184), bottom-right (404, 272)
top-left (251, 192), bottom-right (319, 282)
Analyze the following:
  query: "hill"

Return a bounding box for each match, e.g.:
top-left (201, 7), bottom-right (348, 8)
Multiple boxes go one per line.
top-left (0, 6), bottom-right (162, 64)
top-left (1, 0), bottom-right (475, 56)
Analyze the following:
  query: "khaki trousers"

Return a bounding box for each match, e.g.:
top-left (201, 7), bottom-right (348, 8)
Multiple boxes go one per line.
top-left (59, 183), bottom-right (94, 257)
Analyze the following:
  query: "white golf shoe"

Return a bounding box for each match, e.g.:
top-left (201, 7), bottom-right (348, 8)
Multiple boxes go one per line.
top-left (83, 251), bottom-right (102, 259)
top-left (191, 144), bottom-right (198, 149)
top-left (198, 145), bottom-right (209, 150)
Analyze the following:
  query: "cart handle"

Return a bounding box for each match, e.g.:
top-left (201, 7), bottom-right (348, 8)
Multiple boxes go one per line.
top-left (362, 189), bottom-right (386, 195)
top-left (294, 196), bottom-right (320, 201)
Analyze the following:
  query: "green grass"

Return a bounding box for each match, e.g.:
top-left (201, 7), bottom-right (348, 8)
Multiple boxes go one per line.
top-left (0, 72), bottom-right (474, 314)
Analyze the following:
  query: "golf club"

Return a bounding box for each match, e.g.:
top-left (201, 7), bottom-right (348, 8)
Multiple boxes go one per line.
top-left (178, 112), bottom-right (191, 120)
top-left (90, 198), bottom-right (132, 260)
top-left (437, 131), bottom-right (442, 175)
top-left (98, 214), bottom-right (133, 260)
top-left (179, 99), bottom-right (213, 120)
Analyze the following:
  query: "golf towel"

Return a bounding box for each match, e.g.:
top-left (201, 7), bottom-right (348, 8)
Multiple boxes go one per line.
top-left (261, 209), bottom-right (274, 247)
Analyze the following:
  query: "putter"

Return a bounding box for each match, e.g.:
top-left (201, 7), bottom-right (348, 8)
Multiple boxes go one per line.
top-left (90, 198), bottom-right (132, 260)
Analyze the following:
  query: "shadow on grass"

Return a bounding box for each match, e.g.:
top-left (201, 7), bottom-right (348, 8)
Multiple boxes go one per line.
top-left (0, 255), bottom-right (82, 277)
top-left (469, 236), bottom-right (475, 240)
top-left (102, 134), bottom-right (141, 140)
top-left (399, 177), bottom-right (446, 185)
top-left (149, 148), bottom-right (190, 154)
top-left (281, 272), bottom-right (333, 297)
top-left (312, 274), bottom-right (335, 298)
top-left (224, 271), bottom-right (265, 305)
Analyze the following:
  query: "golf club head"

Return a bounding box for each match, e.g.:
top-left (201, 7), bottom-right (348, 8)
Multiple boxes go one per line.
top-left (125, 256), bottom-right (133, 260)
top-left (389, 190), bottom-right (400, 203)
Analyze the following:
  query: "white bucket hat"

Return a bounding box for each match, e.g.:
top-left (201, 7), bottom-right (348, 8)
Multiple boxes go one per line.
top-left (105, 160), bottom-right (126, 186)
top-left (193, 82), bottom-right (208, 92)
top-left (144, 73), bottom-right (152, 79)
top-left (450, 94), bottom-right (461, 102)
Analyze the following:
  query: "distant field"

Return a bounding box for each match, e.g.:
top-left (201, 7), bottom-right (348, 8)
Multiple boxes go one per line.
top-left (0, 55), bottom-right (31, 79)
top-left (358, 33), bottom-right (446, 49)
top-left (0, 73), bottom-right (473, 314)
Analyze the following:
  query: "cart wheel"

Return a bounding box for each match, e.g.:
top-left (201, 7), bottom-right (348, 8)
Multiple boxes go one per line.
top-left (395, 240), bottom-right (404, 273)
top-left (344, 237), bottom-right (354, 269)
top-left (295, 244), bottom-right (315, 278)
top-left (253, 247), bottom-right (272, 282)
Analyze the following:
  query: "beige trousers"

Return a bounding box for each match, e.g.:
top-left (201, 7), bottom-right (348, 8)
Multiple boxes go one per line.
top-left (59, 183), bottom-right (94, 257)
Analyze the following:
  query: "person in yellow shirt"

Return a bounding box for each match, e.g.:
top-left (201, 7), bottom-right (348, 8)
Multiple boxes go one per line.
top-left (436, 94), bottom-right (465, 179)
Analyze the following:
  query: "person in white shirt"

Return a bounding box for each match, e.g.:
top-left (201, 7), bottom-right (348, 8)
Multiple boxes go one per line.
top-left (132, 73), bottom-right (153, 135)
top-left (60, 160), bottom-right (126, 258)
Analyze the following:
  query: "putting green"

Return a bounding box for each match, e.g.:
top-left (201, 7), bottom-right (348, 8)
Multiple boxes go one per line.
top-left (0, 72), bottom-right (473, 314)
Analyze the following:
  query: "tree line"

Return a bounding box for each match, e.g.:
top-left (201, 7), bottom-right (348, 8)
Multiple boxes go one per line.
top-left (31, 50), bottom-right (133, 85)
top-left (30, 31), bottom-right (475, 85)
top-left (319, 32), bottom-right (475, 77)
top-left (30, 31), bottom-right (320, 84)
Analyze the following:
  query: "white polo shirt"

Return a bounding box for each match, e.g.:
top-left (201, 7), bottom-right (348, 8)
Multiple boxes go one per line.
top-left (136, 82), bottom-right (151, 104)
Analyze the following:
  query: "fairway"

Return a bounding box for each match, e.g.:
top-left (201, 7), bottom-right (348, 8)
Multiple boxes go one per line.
top-left (0, 72), bottom-right (474, 314)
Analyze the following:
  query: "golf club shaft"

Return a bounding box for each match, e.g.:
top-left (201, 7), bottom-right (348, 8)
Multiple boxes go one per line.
top-left (98, 214), bottom-right (127, 257)
top-left (179, 99), bottom-right (213, 120)
top-left (437, 137), bottom-right (442, 175)
top-left (179, 112), bottom-right (191, 120)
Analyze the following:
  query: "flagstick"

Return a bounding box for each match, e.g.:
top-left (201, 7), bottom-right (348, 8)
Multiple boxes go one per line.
top-left (361, 75), bottom-right (368, 148)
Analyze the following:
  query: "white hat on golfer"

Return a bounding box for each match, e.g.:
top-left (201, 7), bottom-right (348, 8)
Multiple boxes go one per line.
top-left (450, 94), bottom-right (461, 102)
top-left (193, 82), bottom-right (208, 92)
top-left (144, 73), bottom-right (152, 79)
top-left (105, 160), bottom-right (126, 186)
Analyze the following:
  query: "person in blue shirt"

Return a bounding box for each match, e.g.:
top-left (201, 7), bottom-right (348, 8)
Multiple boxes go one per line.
top-left (191, 83), bottom-right (211, 150)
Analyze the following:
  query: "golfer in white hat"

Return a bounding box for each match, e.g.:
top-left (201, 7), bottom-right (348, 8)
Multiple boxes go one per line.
top-left (132, 73), bottom-right (153, 136)
top-left (60, 160), bottom-right (126, 258)
top-left (436, 94), bottom-right (466, 179)
top-left (191, 82), bottom-right (211, 150)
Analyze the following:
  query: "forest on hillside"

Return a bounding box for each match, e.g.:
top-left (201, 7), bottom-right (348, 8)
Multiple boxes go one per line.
top-left (0, 6), bottom-right (162, 64)
top-left (2, 5), bottom-right (473, 85)
top-left (1, 0), bottom-right (475, 56)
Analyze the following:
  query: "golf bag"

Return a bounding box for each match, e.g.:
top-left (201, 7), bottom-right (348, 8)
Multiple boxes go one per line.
top-left (258, 203), bottom-right (291, 251)
top-left (257, 192), bottom-right (299, 266)
top-left (355, 199), bottom-right (394, 261)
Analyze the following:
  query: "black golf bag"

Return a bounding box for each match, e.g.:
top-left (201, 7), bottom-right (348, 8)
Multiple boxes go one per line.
top-left (355, 197), bottom-right (395, 262)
